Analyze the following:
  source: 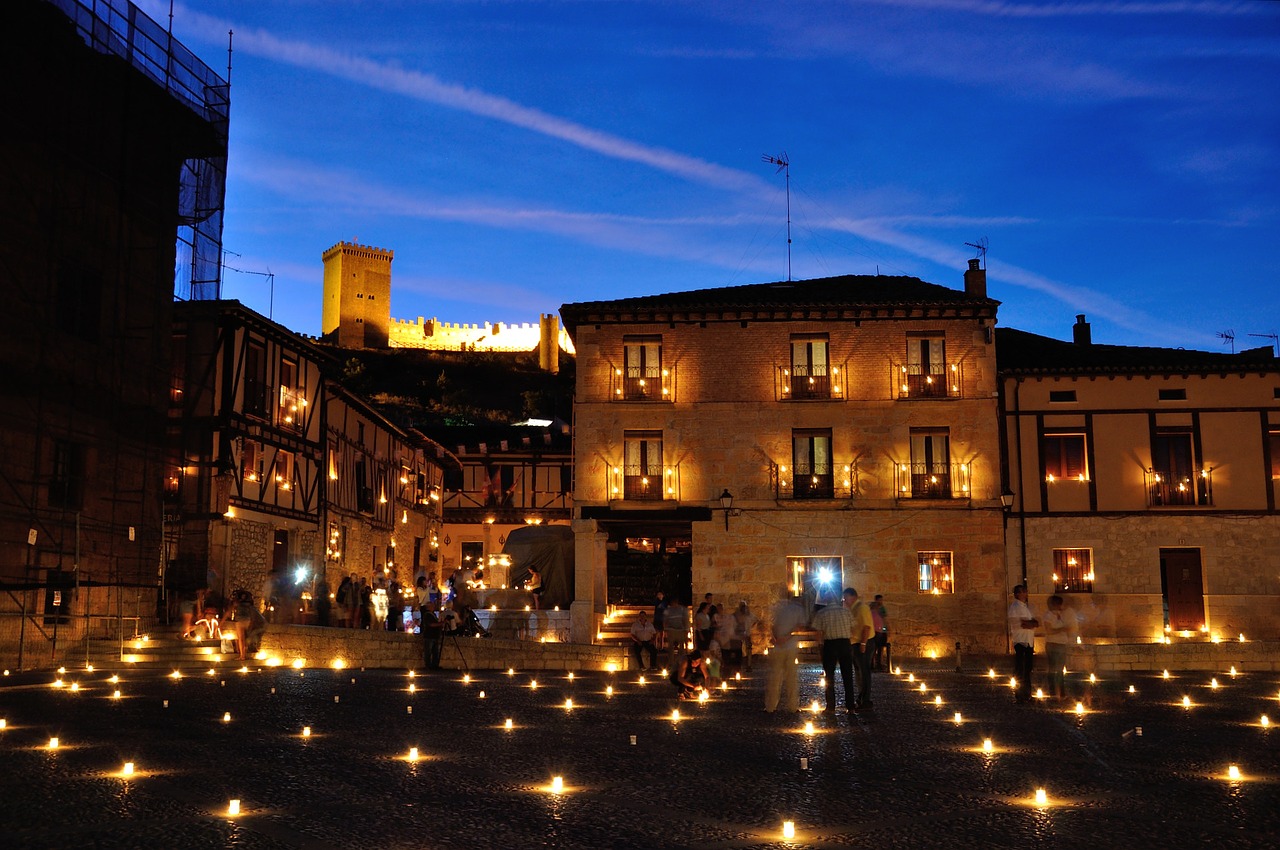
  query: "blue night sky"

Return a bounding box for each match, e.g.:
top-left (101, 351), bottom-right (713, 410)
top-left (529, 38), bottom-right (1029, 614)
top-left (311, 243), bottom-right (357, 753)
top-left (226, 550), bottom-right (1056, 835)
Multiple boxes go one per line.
top-left (148, 0), bottom-right (1279, 351)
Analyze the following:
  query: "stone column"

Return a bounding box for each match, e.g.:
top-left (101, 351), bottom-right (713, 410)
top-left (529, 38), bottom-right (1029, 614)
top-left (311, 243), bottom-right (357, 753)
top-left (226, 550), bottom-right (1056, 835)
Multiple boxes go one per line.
top-left (570, 518), bottom-right (607, 644)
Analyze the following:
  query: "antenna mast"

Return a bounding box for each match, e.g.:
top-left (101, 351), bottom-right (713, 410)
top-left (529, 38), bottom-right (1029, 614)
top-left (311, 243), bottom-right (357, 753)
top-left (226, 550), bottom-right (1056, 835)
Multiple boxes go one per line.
top-left (964, 237), bottom-right (989, 267)
top-left (762, 152), bottom-right (792, 281)
top-left (1216, 329), bottom-right (1235, 354)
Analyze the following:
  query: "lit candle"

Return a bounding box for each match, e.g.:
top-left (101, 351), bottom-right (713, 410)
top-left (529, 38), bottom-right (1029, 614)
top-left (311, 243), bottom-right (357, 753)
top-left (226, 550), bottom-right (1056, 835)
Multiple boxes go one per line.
top-left (698, 690), bottom-right (709, 703)
top-left (1035, 688), bottom-right (1045, 700)
top-left (0, 719), bottom-right (6, 729)
top-left (121, 761), bottom-right (135, 776)
top-left (919, 683), bottom-right (927, 693)
top-left (1182, 695), bottom-right (1192, 708)
top-left (1074, 702), bottom-right (1085, 715)
top-left (109, 675), bottom-right (118, 684)
top-left (660, 668), bottom-right (668, 677)
top-left (893, 667), bottom-right (902, 675)
top-left (671, 709), bottom-right (681, 722)
top-left (1162, 669), bottom-right (1170, 679)
top-left (987, 668), bottom-right (996, 679)
top-left (112, 689), bottom-right (121, 699)
top-left (982, 738), bottom-right (993, 753)
top-left (782, 821), bottom-right (796, 840)
top-left (953, 712), bottom-right (962, 724)
top-left (302, 727), bottom-right (311, 737)
top-left (408, 747), bottom-right (419, 762)
top-left (1210, 678), bottom-right (1219, 689)
top-left (507, 668), bottom-right (515, 676)
top-left (1034, 788), bottom-right (1048, 806)
top-left (564, 698), bottom-right (573, 710)
top-left (804, 721), bottom-right (815, 735)
top-left (1088, 673), bottom-right (1097, 684)
top-left (48, 737), bottom-right (60, 749)
top-left (638, 676), bottom-right (646, 686)
top-left (551, 776), bottom-right (564, 793)
top-left (1009, 677), bottom-right (1017, 689)
top-left (605, 686), bottom-right (613, 697)
top-left (406, 706), bottom-right (412, 714)
top-left (934, 695), bottom-right (942, 706)
top-left (907, 673), bottom-right (915, 683)
top-left (567, 672), bottom-right (575, 681)
top-left (810, 700), bottom-right (820, 713)
top-left (1260, 715), bottom-right (1270, 727)
top-left (735, 672), bottom-right (741, 681)
top-left (1228, 764), bottom-right (1241, 780)
top-left (408, 684), bottom-right (416, 693)
top-left (228, 799), bottom-right (240, 816)
top-left (223, 712), bottom-right (231, 722)
top-left (505, 718), bottom-right (513, 730)
top-left (1128, 685), bottom-right (1136, 694)
top-left (530, 680), bottom-right (538, 690)
top-left (1229, 666), bottom-right (1238, 677)
top-left (69, 683), bottom-right (79, 692)
top-left (479, 691), bottom-right (486, 699)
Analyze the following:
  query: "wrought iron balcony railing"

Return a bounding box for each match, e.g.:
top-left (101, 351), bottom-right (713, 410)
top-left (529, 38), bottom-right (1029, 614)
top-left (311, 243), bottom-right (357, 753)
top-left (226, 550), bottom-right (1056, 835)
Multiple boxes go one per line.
top-left (771, 462), bottom-right (856, 499)
top-left (777, 361), bottom-right (847, 401)
top-left (895, 462), bottom-right (971, 499)
top-left (1146, 468), bottom-right (1212, 507)
top-left (892, 362), bottom-right (962, 399)
top-left (608, 463), bottom-right (680, 501)
top-left (610, 365), bottom-right (675, 402)
top-left (278, 387), bottom-right (307, 432)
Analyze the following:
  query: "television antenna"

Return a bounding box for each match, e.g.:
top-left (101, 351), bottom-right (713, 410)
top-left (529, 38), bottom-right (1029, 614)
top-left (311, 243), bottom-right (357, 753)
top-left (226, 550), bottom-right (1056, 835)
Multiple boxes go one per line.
top-left (964, 237), bottom-right (989, 268)
top-left (1247, 331), bottom-right (1279, 352)
top-left (761, 152), bottom-right (792, 281)
top-left (222, 250), bottom-right (276, 320)
top-left (1216, 329), bottom-right (1235, 353)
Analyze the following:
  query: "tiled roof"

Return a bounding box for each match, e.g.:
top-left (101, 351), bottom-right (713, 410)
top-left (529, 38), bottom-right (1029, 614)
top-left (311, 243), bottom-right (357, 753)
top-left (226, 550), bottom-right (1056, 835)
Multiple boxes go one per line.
top-left (996, 327), bottom-right (1279, 374)
top-left (560, 274), bottom-right (995, 328)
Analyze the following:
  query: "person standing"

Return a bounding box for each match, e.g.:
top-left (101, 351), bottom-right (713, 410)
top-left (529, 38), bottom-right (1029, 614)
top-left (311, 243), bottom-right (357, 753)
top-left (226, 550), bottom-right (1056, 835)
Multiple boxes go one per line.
top-left (1008, 585), bottom-right (1039, 704)
top-left (663, 598), bottom-right (688, 657)
top-left (387, 572), bottom-right (404, 632)
top-left (764, 585), bottom-right (806, 714)
top-left (870, 594), bottom-right (890, 670)
top-left (314, 577), bottom-right (332, 627)
top-left (846, 588), bottom-right (876, 710)
top-left (733, 600), bottom-right (757, 671)
top-left (1043, 595), bottom-right (1074, 701)
top-left (653, 591), bottom-right (668, 651)
top-left (810, 591), bottom-right (855, 714)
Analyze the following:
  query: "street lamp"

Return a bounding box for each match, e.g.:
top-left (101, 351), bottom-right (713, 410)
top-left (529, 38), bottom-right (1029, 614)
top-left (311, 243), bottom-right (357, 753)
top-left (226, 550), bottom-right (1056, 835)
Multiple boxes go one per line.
top-left (719, 489), bottom-right (734, 530)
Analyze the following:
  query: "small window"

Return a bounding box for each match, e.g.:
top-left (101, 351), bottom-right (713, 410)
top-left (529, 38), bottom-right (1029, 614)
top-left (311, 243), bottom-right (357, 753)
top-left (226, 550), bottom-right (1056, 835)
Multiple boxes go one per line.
top-left (1052, 548), bottom-right (1094, 593)
top-left (789, 556), bottom-right (844, 606)
top-left (917, 551), bottom-right (954, 594)
top-left (275, 450), bottom-right (294, 491)
top-left (1158, 388), bottom-right (1186, 401)
top-left (1048, 390), bottom-right (1077, 403)
top-left (1274, 388), bottom-right (1280, 399)
top-left (48, 440), bottom-right (85, 509)
top-left (1044, 433), bottom-right (1087, 481)
top-left (792, 429), bottom-right (834, 499)
top-left (242, 441), bottom-right (263, 483)
top-left (1269, 431), bottom-right (1280, 479)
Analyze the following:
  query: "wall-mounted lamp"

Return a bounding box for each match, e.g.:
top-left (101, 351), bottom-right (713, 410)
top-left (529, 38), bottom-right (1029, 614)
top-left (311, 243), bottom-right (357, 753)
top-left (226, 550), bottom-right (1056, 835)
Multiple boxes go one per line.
top-left (1000, 489), bottom-right (1015, 510)
top-left (719, 489), bottom-right (735, 530)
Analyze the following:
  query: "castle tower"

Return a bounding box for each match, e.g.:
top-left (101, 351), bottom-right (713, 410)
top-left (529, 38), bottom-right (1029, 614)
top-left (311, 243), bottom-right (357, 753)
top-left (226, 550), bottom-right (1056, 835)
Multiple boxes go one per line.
top-left (321, 241), bottom-right (394, 349)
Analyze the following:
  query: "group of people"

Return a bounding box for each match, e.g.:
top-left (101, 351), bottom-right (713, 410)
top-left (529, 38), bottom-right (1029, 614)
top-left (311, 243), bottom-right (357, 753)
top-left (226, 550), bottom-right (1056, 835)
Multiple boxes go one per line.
top-left (177, 586), bottom-right (266, 662)
top-left (1008, 584), bottom-right (1080, 703)
top-left (631, 592), bottom-right (759, 694)
top-left (332, 572), bottom-right (412, 631)
top-left (763, 584), bottom-right (891, 715)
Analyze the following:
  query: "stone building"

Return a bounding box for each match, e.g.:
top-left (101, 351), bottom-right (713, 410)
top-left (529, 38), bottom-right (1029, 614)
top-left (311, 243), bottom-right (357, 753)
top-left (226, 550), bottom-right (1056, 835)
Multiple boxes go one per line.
top-left (168, 301), bottom-right (446, 619)
top-left (560, 262), bottom-right (1008, 654)
top-left (0, 0), bottom-right (228, 664)
top-left (998, 316), bottom-right (1280, 642)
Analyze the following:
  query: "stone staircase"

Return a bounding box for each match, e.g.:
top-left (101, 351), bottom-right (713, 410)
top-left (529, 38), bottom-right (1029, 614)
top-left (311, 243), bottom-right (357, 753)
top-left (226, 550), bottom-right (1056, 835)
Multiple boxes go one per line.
top-left (84, 635), bottom-right (234, 670)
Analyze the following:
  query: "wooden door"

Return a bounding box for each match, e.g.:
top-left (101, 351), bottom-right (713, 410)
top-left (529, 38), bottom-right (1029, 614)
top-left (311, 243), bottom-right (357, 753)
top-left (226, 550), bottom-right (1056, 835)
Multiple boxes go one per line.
top-left (1160, 548), bottom-right (1205, 631)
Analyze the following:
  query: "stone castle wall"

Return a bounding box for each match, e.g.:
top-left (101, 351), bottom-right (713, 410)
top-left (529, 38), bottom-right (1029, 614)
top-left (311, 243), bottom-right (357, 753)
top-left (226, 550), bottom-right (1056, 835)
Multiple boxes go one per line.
top-left (388, 316), bottom-right (575, 354)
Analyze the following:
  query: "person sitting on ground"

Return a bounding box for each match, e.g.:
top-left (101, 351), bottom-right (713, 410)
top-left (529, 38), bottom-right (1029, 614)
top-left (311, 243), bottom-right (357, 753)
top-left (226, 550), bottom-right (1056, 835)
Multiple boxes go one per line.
top-left (671, 649), bottom-right (707, 700)
top-left (630, 609), bottom-right (658, 671)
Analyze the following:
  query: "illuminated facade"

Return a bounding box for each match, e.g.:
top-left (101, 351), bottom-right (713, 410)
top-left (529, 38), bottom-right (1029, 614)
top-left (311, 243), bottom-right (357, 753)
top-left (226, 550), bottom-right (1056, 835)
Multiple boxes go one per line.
top-left (562, 262), bottom-right (1008, 653)
top-left (1000, 316), bottom-right (1280, 642)
top-left (168, 302), bottom-right (446, 619)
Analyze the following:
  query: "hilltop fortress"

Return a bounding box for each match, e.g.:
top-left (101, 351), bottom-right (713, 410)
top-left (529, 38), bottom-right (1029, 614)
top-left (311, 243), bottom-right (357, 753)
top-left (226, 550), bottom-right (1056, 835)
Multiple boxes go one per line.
top-left (321, 241), bottom-right (573, 371)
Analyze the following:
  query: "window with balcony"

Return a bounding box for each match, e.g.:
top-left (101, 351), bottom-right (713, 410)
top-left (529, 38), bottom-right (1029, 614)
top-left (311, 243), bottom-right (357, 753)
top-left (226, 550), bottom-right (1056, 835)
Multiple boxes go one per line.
top-left (789, 556), bottom-right (844, 606)
top-left (274, 450), bottom-right (294, 491)
top-left (905, 429), bottom-right (953, 498)
top-left (614, 336), bottom-right (671, 401)
top-left (244, 340), bottom-right (268, 419)
top-left (1052, 548), bottom-right (1094, 593)
top-left (1148, 429), bottom-right (1210, 506)
top-left (792, 429), bottom-right (834, 499)
top-left (917, 551), bottom-right (954, 594)
top-left (242, 440), bottom-right (263, 483)
top-left (1044, 433), bottom-right (1087, 482)
top-left (897, 335), bottom-right (958, 399)
top-left (623, 430), bottom-right (664, 500)
top-left (788, 335), bottom-right (830, 399)
top-left (278, 357), bottom-right (305, 432)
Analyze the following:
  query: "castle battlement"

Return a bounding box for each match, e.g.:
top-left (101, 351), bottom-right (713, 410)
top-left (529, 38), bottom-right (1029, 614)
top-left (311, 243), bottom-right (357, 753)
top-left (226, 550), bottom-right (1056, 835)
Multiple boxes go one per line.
top-left (322, 241), bottom-right (394, 262)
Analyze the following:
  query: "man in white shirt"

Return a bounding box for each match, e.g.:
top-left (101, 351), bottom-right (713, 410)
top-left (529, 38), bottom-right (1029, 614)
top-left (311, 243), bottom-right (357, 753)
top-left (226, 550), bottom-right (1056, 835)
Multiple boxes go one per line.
top-left (765, 584), bottom-right (807, 714)
top-left (1007, 585), bottom-right (1039, 704)
top-left (629, 609), bottom-right (658, 671)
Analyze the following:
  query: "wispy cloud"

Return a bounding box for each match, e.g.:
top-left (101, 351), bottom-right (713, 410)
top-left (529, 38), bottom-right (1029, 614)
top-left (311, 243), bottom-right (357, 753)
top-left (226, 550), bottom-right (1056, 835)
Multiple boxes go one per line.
top-left (850, 0), bottom-right (1263, 17)
top-left (153, 2), bottom-right (768, 195)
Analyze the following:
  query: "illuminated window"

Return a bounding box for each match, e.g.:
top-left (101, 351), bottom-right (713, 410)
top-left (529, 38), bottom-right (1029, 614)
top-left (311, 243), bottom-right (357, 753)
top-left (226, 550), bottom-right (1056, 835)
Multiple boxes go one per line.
top-left (1043, 433), bottom-right (1087, 481)
top-left (792, 429), bottom-right (833, 499)
top-left (917, 551), bottom-right (954, 594)
top-left (242, 440), bottom-right (263, 483)
top-left (1052, 548), bottom-right (1094, 593)
top-left (789, 335), bottom-right (830, 399)
top-left (622, 336), bottom-right (662, 400)
top-left (908, 429), bottom-right (951, 498)
top-left (906, 335), bottom-right (947, 398)
top-left (623, 431), bottom-right (663, 500)
top-left (1269, 430), bottom-right (1280, 479)
top-left (789, 556), bottom-right (844, 606)
top-left (1149, 429), bottom-right (1208, 506)
top-left (275, 450), bottom-right (294, 491)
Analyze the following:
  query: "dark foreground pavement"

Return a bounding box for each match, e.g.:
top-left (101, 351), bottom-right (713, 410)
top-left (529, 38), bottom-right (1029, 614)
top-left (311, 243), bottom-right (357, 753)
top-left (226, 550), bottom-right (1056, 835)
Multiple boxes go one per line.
top-left (0, 657), bottom-right (1277, 849)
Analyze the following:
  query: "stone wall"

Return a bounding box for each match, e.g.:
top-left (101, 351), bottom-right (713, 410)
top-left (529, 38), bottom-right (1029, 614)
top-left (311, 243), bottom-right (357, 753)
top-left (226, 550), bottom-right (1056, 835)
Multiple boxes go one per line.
top-left (259, 624), bottom-right (625, 671)
top-left (1071, 639), bottom-right (1280, 673)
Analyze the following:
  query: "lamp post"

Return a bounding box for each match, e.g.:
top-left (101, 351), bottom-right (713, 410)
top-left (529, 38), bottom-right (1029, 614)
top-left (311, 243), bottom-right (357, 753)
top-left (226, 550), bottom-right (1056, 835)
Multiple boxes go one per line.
top-left (719, 489), bottom-right (734, 530)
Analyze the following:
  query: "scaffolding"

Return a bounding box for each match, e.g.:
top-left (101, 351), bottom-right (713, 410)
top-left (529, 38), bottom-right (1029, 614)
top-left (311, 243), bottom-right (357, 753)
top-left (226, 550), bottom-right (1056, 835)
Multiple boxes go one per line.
top-left (46, 0), bottom-right (230, 301)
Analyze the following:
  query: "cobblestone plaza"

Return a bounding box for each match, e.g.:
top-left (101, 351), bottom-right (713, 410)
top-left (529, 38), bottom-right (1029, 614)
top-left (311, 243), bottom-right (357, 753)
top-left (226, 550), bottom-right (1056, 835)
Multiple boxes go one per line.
top-left (1, 658), bottom-right (1276, 848)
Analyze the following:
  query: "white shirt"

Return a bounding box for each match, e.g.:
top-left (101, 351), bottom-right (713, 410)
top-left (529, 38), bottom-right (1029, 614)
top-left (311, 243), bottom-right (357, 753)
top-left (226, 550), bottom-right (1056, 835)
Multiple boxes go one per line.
top-left (630, 619), bottom-right (657, 642)
top-left (771, 599), bottom-right (808, 649)
top-left (1008, 598), bottom-right (1036, 646)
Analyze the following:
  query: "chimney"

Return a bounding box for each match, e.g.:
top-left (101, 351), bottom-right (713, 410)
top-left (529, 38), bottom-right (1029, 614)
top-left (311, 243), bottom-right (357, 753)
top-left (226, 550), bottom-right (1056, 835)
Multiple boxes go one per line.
top-left (963, 258), bottom-right (986, 299)
top-left (1073, 314), bottom-right (1092, 346)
